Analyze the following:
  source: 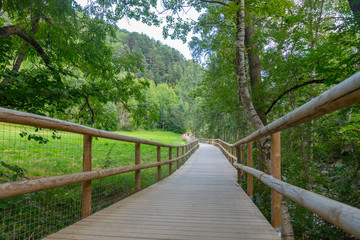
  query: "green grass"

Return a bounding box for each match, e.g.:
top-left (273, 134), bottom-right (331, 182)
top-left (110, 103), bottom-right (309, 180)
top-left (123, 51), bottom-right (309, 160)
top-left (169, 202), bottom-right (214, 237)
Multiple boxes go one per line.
top-left (0, 122), bottom-right (189, 240)
top-left (0, 123), bottom-right (186, 179)
top-left (117, 130), bottom-right (185, 145)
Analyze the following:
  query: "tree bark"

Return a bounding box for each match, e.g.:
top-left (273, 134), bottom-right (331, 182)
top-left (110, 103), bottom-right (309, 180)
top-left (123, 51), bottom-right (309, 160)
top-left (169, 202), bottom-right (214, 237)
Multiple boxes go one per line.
top-left (245, 14), bottom-right (267, 125)
top-left (235, 2), bottom-right (294, 239)
top-left (235, 0), bottom-right (263, 131)
top-left (281, 198), bottom-right (294, 239)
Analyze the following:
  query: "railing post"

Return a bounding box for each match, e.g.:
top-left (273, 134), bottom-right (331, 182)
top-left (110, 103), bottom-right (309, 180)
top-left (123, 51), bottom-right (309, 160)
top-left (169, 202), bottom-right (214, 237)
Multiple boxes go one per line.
top-left (135, 142), bottom-right (141, 192)
top-left (241, 145), bottom-right (245, 181)
top-left (157, 146), bottom-right (161, 181)
top-left (82, 134), bottom-right (92, 218)
top-left (227, 145), bottom-right (230, 161)
top-left (169, 147), bottom-right (172, 175)
top-left (231, 147), bottom-right (234, 164)
top-left (182, 146), bottom-right (184, 165)
top-left (247, 142), bottom-right (253, 200)
top-left (271, 132), bottom-right (281, 233)
top-left (176, 147), bottom-right (179, 169)
top-left (236, 144), bottom-right (241, 183)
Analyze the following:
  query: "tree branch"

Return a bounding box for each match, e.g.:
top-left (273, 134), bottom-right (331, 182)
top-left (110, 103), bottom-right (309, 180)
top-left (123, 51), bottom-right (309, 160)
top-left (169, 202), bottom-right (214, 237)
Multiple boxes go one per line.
top-left (200, 0), bottom-right (229, 6)
top-left (85, 96), bottom-right (95, 123)
top-left (0, 25), bottom-right (55, 73)
top-left (265, 79), bottom-right (324, 115)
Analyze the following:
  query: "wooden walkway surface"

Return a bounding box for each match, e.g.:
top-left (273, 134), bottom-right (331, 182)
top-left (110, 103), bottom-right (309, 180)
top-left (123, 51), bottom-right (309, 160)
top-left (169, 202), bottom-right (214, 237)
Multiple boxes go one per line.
top-left (44, 143), bottom-right (281, 240)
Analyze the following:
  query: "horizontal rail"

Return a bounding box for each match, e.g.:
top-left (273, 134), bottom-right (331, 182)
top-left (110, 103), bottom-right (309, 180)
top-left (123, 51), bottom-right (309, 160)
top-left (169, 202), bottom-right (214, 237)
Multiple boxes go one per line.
top-left (0, 107), bottom-right (189, 148)
top-left (231, 71), bottom-right (360, 146)
top-left (216, 142), bottom-right (236, 160)
top-left (0, 144), bottom-right (198, 199)
top-left (233, 162), bottom-right (360, 238)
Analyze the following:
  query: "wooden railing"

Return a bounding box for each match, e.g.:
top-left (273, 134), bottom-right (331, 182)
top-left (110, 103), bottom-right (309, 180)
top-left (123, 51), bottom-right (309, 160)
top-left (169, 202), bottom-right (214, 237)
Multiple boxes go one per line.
top-left (202, 71), bottom-right (360, 238)
top-left (0, 108), bottom-right (199, 218)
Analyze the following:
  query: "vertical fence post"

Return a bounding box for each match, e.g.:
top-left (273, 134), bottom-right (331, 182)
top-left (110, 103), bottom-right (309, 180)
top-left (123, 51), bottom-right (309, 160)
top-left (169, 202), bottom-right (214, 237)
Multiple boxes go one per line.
top-left (236, 144), bottom-right (241, 183)
top-left (228, 145), bottom-right (230, 161)
top-left (271, 132), bottom-right (281, 233)
top-left (82, 135), bottom-right (92, 218)
top-left (176, 147), bottom-right (179, 169)
top-left (135, 143), bottom-right (141, 192)
top-left (182, 146), bottom-right (184, 165)
top-left (241, 145), bottom-right (245, 180)
top-left (231, 147), bottom-right (234, 164)
top-left (157, 146), bottom-right (161, 181)
top-left (247, 142), bottom-right (253, 200)
top-left (169, 147), bottom-right (172, 175)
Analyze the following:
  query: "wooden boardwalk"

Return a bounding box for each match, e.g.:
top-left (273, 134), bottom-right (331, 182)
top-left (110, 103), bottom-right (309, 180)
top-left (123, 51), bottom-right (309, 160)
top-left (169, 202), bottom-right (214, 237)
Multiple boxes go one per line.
top-left (44, 143), bottom-right (281, 240)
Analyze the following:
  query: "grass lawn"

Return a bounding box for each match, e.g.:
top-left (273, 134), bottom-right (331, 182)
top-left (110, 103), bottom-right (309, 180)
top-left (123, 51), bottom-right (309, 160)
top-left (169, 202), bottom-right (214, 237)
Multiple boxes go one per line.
top-left (0, 123), bottom-right (187, 179)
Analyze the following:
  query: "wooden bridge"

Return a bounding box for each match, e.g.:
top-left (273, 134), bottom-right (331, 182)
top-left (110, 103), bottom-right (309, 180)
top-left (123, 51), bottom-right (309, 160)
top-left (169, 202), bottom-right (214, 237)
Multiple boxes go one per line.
top-left (44, 143), bottom-right (281, 240)
top-left (0, 72), bottom-right (360, 239)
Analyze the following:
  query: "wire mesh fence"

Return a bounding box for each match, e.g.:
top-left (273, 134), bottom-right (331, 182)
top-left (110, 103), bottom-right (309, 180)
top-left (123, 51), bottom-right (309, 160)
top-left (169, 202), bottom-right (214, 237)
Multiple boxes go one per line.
top-left (0, 183), bottom-right (82, 240)
top-left (0, 121), bottom-right (189, 239)
top-left (0, 122), bottom-right (83, 177)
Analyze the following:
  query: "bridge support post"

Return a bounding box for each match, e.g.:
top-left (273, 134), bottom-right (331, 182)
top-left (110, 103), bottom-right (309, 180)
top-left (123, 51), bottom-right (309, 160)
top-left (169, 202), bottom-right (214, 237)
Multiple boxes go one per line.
top-left (135, 143), bottom-right (141, 192)
top-left (157, 146), bottom-right (161, 181)
top-left (247, 142), bottom-right (253, 200)
top-left (82, 135), bottom-right (92, 218)
top-left (271, 132), bottom-right (282, 233)
top-left (236, 145), bottom-right (241, 183)
top-left (169, 147), bottom-right (172, 175)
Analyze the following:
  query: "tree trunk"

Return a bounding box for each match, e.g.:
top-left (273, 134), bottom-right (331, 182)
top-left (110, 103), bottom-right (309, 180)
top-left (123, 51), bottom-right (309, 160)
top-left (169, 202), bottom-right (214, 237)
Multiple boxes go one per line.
top-left (348, 0), bottom-right (360, 25)
top-left (245, 13), bottom-right (267, 125)
top-left (281, 198), bottom-right (294, 239)
top-left (235, 2), bottom-right (294, 239)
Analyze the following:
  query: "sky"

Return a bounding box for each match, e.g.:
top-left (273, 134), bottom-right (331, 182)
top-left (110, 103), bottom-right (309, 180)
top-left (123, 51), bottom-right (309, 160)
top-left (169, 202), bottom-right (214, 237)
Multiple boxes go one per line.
top-left (76, 0), bottom-right (199, 60)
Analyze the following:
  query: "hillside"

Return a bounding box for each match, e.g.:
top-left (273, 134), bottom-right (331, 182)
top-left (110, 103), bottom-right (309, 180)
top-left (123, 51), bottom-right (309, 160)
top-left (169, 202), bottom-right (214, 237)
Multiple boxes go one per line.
top-left (111, 30), bottom-right (187, 86)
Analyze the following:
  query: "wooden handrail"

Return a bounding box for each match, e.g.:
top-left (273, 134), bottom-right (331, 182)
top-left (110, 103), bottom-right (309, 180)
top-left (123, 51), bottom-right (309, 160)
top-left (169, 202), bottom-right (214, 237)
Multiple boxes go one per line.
top-left (228, 71), bottom-right (360, 146)
top-left (0, 107), bottom-right (190, 148)
top-left (214, 140), bottom-right (360, 238)
top-left (0, 144), bottom-right (198, 199)
top-left (233, 162), bottom-right (360, 238)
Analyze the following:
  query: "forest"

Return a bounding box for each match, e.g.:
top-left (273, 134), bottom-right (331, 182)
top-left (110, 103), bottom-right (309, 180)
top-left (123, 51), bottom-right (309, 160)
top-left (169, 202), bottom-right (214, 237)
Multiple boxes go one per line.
top-left (0, 0), bottom-right (360, 239)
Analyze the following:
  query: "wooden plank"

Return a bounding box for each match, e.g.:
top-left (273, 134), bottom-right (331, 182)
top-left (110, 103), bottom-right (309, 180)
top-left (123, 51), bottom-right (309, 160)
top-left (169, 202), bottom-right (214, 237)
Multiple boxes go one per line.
top-left (82, 135), bottom-right (92, 218)
top-left (45, 143), bottom-right (280, 240)
top-left (271, 132), bottom-right (281, 230)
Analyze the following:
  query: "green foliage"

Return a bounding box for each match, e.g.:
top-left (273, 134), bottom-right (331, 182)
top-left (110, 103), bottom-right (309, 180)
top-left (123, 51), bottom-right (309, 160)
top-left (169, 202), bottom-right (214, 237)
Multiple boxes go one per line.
top-left (0, 161), bottom-right (28, 183)
top-left (111, 30), bottom-right (187, 86)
